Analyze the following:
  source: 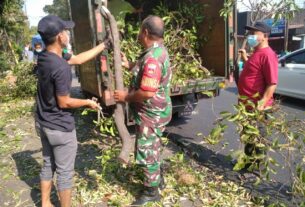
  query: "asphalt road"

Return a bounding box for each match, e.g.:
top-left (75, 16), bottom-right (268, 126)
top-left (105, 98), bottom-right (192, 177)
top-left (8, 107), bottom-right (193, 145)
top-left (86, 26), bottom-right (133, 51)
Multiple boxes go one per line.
top-left (166, 83), bottom-right (305, 206)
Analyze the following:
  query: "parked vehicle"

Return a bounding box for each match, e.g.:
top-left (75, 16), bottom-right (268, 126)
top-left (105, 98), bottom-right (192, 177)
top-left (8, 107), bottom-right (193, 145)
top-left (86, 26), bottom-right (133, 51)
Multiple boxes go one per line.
top-left (277, 48), bottom-right (305, 100)
top-left (68, 0), bottom-right (237, 121)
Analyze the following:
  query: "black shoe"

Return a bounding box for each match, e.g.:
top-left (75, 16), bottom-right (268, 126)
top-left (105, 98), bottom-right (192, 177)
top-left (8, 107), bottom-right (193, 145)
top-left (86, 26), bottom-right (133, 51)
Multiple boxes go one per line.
top-left (131, 187), bottom-right (160, 206)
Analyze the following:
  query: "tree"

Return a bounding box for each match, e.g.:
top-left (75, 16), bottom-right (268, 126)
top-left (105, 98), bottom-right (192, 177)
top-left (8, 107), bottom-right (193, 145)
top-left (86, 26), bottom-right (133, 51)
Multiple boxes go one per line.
top-left (43, 0), bottom-right (69, 20)
top-left (221, 0), bottom-right (299, 23)
top-left (0, 0), bottom-right (30, 70)
top-left (220, 0), bottom-right (299, 83)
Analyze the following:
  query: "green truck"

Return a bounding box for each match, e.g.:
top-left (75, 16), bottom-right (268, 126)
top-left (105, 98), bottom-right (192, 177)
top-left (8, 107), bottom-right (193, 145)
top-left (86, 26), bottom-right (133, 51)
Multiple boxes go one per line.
top-left (68, 0), bottom-right (237, 120)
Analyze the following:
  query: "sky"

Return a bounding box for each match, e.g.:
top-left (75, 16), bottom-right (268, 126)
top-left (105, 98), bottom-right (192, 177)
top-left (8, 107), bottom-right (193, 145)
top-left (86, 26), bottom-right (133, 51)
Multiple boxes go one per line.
top-left (23, 0), bottom-right (53, 27)
top-left (238, 0), bottom-right (304, 12)
top-left (24, 0), bottom-right (305, 26)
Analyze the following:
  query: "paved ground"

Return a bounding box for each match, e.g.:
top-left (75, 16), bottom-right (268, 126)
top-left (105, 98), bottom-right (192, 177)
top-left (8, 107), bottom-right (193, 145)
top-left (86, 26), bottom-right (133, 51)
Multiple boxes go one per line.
top-left (166, 82), bottom-right (305, 206)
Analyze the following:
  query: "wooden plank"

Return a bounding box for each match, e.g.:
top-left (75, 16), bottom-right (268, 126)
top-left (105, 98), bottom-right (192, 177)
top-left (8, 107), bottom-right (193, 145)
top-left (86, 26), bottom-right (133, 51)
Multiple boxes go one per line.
top-left (198, 0), bottom-right (226, 77)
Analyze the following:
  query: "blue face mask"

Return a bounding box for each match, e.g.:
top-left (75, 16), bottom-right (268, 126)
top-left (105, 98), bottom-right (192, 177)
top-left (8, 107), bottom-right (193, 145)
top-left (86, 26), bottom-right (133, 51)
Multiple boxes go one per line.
top-left (247, 35), bottom-right (259, 48)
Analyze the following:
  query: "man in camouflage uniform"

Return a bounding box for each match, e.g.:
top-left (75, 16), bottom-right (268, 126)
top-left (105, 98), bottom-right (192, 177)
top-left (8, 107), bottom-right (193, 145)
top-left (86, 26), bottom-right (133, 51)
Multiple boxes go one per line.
top-left (114, 15), bottom-right (171, 205)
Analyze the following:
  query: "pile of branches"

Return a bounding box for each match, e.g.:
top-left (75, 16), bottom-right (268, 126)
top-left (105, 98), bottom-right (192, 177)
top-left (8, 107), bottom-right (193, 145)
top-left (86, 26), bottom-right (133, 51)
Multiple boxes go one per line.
top-left (118, 0), bottom-right (211, 86)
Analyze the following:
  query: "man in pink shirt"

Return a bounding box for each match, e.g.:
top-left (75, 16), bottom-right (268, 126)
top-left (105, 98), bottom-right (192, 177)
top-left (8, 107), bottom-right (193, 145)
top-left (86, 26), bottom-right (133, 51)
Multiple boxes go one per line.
top-left (237, 22), bottom-right (278, 173)
top-left (238, 21), bottom-right (278, 110)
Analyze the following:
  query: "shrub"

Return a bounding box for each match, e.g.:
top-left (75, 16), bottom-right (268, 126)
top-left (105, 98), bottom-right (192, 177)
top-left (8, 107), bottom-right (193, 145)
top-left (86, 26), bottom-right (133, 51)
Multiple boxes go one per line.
top-left (0, 62), bottom-right (37, 102)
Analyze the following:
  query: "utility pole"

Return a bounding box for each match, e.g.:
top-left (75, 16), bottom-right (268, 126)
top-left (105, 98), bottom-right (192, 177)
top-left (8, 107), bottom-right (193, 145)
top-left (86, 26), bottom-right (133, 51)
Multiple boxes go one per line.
top-left (284, 12), bottom-right (289, 52)
top-left (284, 4), bottom-right (289, 52)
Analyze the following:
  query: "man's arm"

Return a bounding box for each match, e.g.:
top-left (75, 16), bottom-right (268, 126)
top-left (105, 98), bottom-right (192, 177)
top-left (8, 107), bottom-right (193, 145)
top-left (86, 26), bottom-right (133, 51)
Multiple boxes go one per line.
top-left (114, 89), bottom-right (155, 103)
top-left (258, 51), bottom-right (278, 110)
top-left (127, 89), bottom-right (155, 102)
top-left (57, 95), bottom-right (99, 109)
top-left (67, 43), bottom-right (106, 65)
top-left (258, 84), bottom-right (277, 110)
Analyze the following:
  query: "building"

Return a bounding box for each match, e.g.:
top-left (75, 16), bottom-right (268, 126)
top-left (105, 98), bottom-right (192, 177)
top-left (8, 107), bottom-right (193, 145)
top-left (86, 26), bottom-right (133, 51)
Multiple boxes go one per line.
top-left (237, 10), bottom-right (305, 54)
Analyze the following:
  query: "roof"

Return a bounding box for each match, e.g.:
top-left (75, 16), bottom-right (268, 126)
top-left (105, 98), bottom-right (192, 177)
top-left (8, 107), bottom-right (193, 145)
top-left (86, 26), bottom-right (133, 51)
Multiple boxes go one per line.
top-left (289, 9), bottom-right (305, 26)
top-left (238, 9), bottom-right (305, 35)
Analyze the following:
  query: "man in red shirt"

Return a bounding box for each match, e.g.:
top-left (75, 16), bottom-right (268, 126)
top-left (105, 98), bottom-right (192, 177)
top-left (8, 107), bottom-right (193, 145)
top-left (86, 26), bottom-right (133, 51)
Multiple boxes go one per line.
top-left (238, 22), bottom-right (278, 173)
top-left (238, 21), bottom-right (278, 110)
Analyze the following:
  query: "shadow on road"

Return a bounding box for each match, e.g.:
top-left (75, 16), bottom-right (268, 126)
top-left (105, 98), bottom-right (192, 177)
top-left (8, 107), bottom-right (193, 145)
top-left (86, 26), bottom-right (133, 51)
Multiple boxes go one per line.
top-left (166, 132), bottom-right (301, 206)
top-left (276, 95), bottom-right (305, 111)
top-left (12, 149), bottom-right (60, 207)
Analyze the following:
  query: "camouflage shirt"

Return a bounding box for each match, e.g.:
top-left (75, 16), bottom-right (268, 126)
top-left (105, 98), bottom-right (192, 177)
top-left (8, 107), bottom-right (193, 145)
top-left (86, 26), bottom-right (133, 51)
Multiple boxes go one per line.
top-left (130, 42), bottom-right (172, 127)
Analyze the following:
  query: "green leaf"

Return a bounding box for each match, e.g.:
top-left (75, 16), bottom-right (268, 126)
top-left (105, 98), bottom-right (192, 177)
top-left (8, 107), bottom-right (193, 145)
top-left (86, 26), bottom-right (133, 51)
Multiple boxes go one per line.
top-left (210, 125), bottom-right (223, 139)
top-left (220, 111), bottom-right (232, 118)
top-left (228, 114), bottom-right (240, 122)
top-left (254, 177), bottom-right (261, 186)
top-left (233, 160), bottom-right (245, 171)
top-left (81, 109), bottom-right (88, 116)
top-left (252, 92), bottom-right (260, 98)
top-left (100, 124), bottom-right (104, 132)
top-left (238, 95), bottom-right (249, 101)
top-left (256, 143), bottom-right (266, 148)
top-left (240, 134), bottom-right (250, 142)
top-left (201, 91), bottom-right (214, 97)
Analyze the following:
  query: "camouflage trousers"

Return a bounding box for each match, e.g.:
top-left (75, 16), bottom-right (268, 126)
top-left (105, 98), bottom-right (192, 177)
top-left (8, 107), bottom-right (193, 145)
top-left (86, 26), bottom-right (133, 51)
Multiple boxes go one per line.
top-left (135, 124), bottom-right (165, 187)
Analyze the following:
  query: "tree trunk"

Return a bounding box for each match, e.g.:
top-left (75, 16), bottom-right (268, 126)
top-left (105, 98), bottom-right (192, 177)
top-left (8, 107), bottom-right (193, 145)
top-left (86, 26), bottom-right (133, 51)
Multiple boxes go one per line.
top-left (284, 19), bottom-right (289, 52)
top-left (102, 7), bottom-right (134, 164)
top-left (4, 28), bottom-right (19, 66)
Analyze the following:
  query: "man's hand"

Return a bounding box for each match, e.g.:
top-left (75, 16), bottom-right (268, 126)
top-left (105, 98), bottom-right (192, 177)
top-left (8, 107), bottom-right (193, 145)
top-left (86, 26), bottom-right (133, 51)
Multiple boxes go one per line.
top-left (238, 49), bottom-right (248, 62)
top-left (114, 90), bottom-right (128, 102)
top-left (103, 38), bottom-right (112, 50)
top-left (257, 84), bottom-right (277, 111)
top-left (257, 103), bottom-right (265, 111)
top-left (103, 27), bottom-right (113, 50)
top-left (86, 99), bottom-right (99, 109)
top-left (121, 52), bottom-right (129, 68)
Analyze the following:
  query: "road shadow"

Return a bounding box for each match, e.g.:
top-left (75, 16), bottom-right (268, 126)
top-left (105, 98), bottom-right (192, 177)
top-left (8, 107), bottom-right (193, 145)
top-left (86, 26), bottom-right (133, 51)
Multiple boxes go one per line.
top-left (168, 113), bottom-right (193, 127)
top-left (275, 95), bottom-right (305, 111)
top-left (12, 149), bottom-right (60, 207)
top-left (166, 132), bottom-right (302, 206)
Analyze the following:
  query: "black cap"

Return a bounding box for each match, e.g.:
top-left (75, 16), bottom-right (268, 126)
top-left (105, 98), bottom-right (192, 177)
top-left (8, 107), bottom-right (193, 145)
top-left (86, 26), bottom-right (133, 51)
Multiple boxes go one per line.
top-left (245, 21), bottom-right (271, 34)
top-left (38, 15), bottom-right (75, 40)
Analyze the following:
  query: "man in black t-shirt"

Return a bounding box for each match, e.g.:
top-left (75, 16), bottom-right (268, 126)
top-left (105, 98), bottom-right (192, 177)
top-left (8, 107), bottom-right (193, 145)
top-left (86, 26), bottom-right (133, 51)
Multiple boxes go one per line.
top-left (36, 15), bottom-right (108, 207)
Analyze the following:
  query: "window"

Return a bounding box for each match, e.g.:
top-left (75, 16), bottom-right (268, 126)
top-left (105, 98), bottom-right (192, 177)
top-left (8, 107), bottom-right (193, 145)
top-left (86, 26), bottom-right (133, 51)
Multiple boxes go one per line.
top-left (285, 51), bottom-right (305, 64)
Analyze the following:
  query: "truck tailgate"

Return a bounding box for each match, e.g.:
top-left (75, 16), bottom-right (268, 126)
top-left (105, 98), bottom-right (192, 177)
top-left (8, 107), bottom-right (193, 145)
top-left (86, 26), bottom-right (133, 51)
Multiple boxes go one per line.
top-left (170, 76), bottom-right (225, 96)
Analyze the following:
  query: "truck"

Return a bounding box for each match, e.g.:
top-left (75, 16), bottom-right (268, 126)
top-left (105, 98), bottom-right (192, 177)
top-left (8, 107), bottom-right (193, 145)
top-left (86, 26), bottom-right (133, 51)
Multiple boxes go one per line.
top-left (68, 0), bottom-right (237, 122)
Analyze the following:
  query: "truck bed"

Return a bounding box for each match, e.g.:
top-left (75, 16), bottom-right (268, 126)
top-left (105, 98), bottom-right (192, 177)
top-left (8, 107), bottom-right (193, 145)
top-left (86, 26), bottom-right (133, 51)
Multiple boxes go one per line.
top-left (170, 76), bottom-right (225, 96)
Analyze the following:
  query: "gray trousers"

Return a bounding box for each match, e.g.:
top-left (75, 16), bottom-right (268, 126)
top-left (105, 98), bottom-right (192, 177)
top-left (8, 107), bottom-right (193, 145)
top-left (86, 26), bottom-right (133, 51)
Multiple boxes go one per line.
top-left (35, 122), bottom-right (77, 191)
